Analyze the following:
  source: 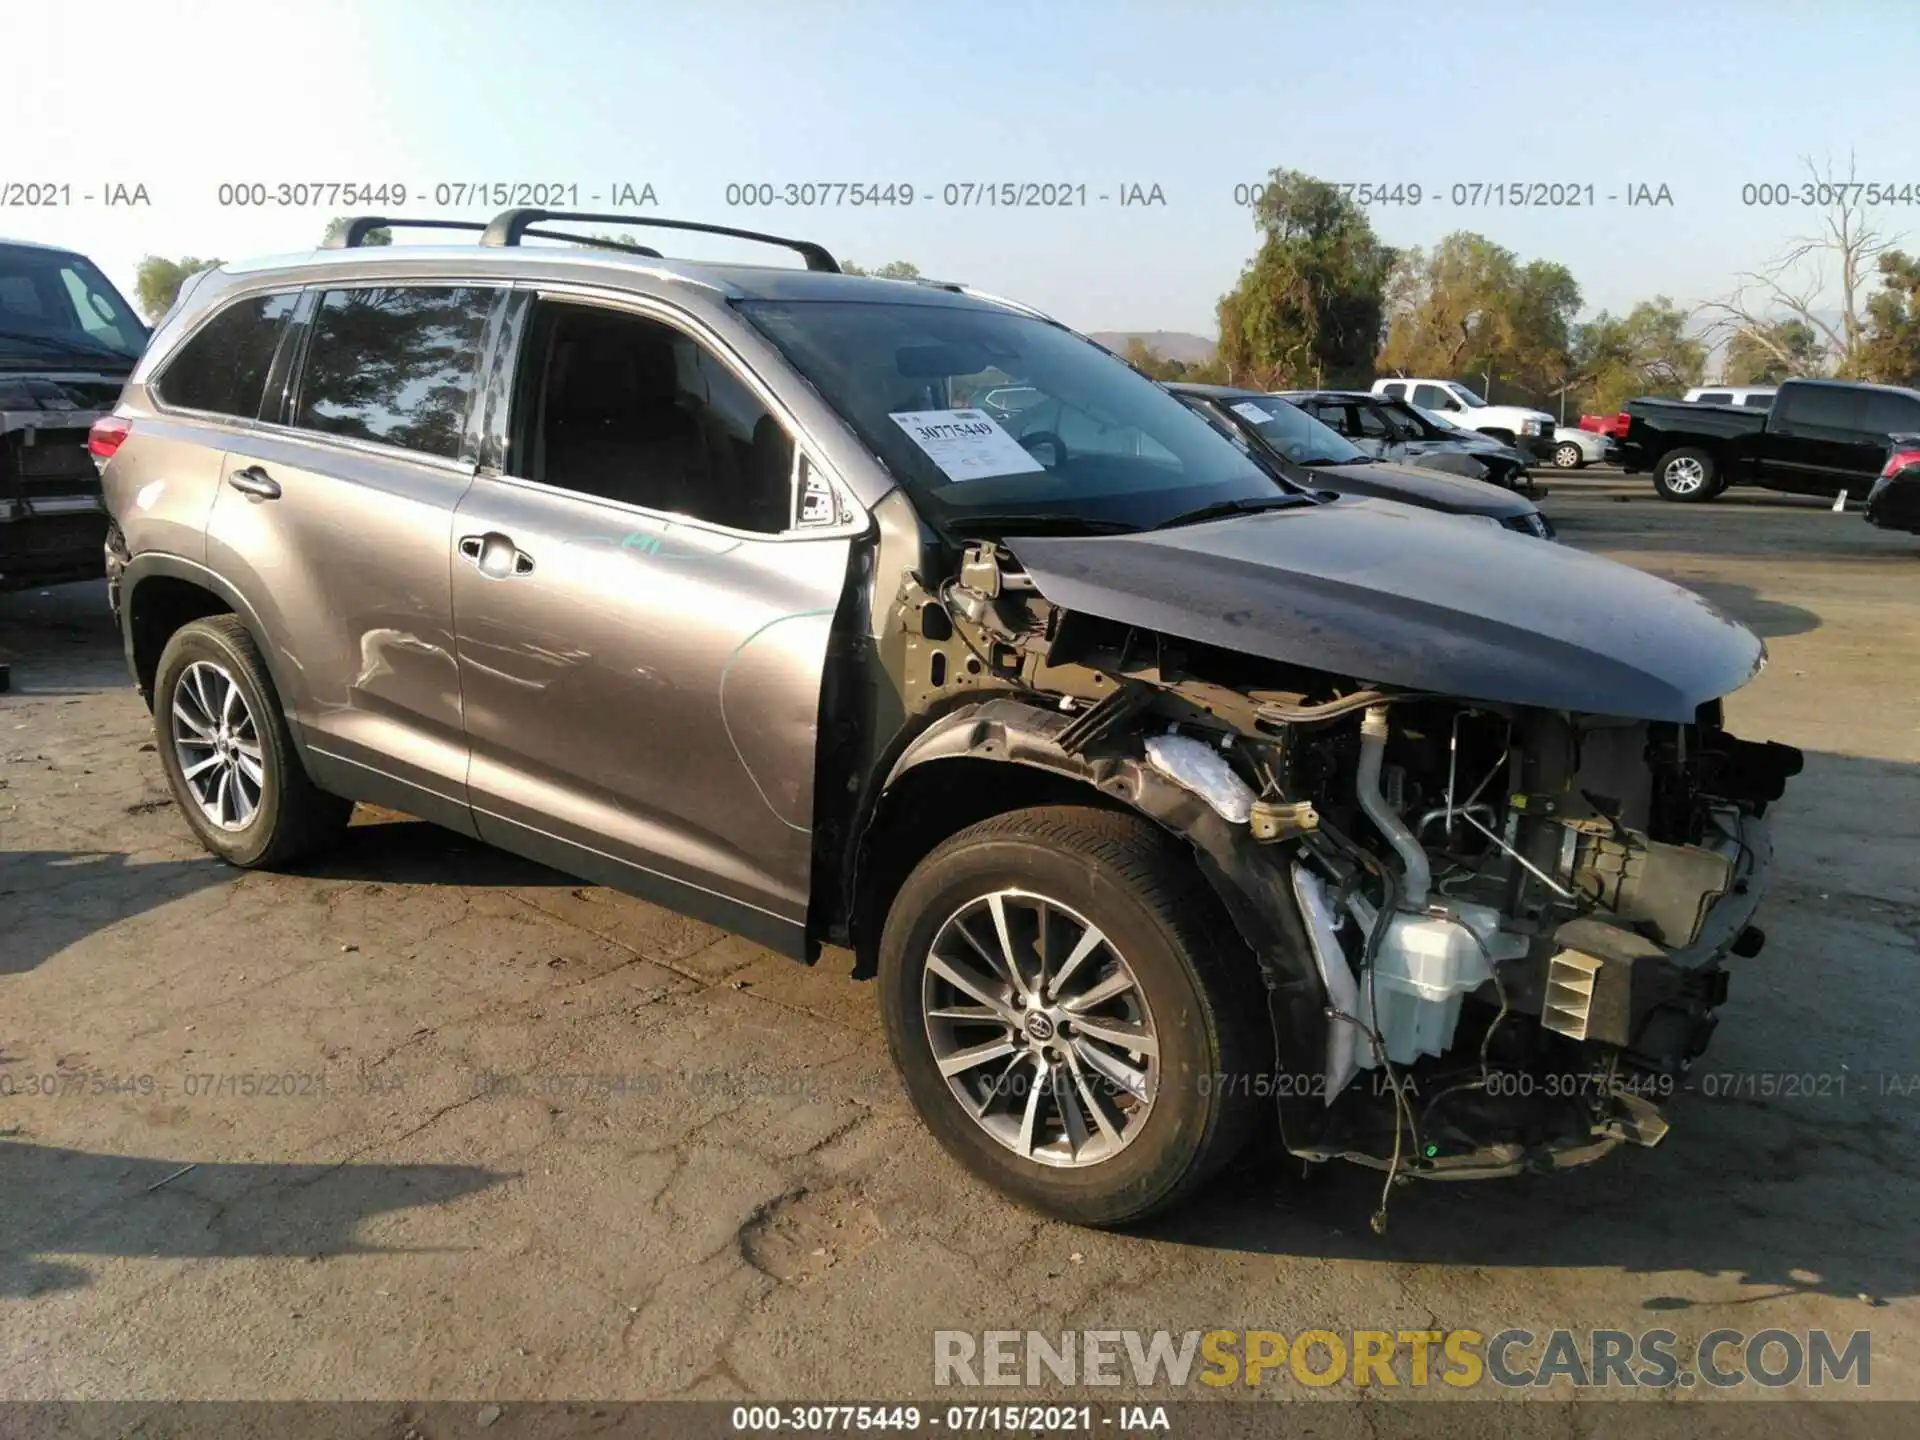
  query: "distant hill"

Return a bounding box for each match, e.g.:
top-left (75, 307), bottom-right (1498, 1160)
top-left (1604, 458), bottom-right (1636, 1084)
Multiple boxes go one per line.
top-left (1088, 330), bottom-right (1217, 365)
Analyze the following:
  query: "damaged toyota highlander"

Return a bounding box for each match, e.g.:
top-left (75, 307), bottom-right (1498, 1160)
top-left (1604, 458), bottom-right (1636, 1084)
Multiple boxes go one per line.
top-left (96, 213), bottom-right (1803, 1229)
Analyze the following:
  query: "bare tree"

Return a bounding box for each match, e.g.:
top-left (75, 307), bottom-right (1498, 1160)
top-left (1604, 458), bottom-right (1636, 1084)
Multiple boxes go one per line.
top-left (1699, 152), bottom-right (1901, 378)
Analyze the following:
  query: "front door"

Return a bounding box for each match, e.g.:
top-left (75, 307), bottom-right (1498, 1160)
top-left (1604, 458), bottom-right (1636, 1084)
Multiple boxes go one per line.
top-left (450, 295), bottom-right (856, 956)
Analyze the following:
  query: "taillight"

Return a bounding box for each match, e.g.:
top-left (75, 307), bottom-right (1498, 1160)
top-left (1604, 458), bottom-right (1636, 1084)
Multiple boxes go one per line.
top-left (88, 415), bottom-right (132, 461)
top-left (1882, 446), bottom-right (1920, 477)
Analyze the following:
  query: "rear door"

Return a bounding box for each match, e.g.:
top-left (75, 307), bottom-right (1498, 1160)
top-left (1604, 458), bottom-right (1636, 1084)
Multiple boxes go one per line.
top-left (448, 290), bottom-right (860, 956)
top-left (205, 281), bottom-right (500, 832)
top-left (1764, 383), bottom-right (1869, 494)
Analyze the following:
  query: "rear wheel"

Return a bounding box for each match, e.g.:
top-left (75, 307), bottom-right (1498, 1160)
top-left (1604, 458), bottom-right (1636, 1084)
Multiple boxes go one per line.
top-left (153, 616), bottom-right (352, 868)
top-left (877, 806), bottom-right (1267, 1226)
top-left (1653, 446), bottom-right (1722, 502)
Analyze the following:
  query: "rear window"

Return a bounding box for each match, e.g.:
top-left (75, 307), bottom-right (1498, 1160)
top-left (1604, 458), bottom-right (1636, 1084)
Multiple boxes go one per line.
top-left (292, 286), bottom-right (495, 459)
top-left (1775, 384), bottom-right (1865, 430)
top-left (1862, 389), bottom-right (1920, 435)
top-left (153, 292), bottom-right (299, 418)
top-left (1693, 392), bottom-right (1731, 405)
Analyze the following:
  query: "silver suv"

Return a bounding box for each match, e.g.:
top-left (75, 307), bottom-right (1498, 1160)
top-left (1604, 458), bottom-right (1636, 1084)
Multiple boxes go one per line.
top-left (97, 211), bottom-right (1800, 1227)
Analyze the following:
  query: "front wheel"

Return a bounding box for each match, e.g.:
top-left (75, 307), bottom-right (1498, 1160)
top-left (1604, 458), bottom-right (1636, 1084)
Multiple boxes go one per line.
top-left (1553, 441), bottom-right (1586, 470)
top-left (1653, 446), bottom-right (1723, 502)
top-left (877, 806), bottom-right (1267, 1226)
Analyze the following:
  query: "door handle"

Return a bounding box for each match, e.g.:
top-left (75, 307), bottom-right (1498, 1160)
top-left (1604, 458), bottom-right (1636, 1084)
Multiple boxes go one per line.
top-left (459, 531), bottom-right (536, 579)
top-left (228, 465), bottom-right (281, 500)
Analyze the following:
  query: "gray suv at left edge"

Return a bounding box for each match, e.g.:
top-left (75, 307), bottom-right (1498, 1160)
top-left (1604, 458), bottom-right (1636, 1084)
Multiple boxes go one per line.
top-left (94, 209), bottom-right (1801, 1228)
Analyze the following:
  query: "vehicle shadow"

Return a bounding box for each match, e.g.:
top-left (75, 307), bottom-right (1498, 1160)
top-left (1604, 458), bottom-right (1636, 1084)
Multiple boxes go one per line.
top-left (0, 850), bottom-right (233, 977)
top-left (302, 816), bottom-right (576, 889)
top-left (1648, 577), bottom-right (1823, 640)
top-left (0, 1139), bottom-right (506, 1298)
top-left (2, 822), bottom-right (573, 977)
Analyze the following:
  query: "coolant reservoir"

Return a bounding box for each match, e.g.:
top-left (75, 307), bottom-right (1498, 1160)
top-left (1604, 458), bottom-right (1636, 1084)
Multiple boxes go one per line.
top-left (1348, 901), bottom-right (1530, 1068)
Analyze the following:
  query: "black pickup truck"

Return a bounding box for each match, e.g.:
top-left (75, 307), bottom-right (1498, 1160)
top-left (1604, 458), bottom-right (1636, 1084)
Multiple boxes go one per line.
top-left (1622, 377), bottom-right (1920, 502)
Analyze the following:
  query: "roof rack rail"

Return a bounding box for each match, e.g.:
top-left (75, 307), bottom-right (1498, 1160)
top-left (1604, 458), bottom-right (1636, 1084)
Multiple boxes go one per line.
top-left (519, 229), bottom-right (661, 258)
top-left (479, 209), bottom-right (841, 273)
top-left (324, 217), bottom-right (489, 249)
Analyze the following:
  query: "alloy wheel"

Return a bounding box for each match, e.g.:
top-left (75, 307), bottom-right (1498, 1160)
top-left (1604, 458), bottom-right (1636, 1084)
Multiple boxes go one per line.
top-left (922, 889), bottom-right (1159, 1168)
top-left (1664, 456), bottom-right (1707, 494)
top-left (171, 660), bottom-right (265, 830)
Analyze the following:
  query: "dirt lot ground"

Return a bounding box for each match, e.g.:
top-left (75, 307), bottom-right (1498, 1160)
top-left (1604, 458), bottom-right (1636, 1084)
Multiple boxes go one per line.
top-left (3, 472), bottom-right (1917, 1406)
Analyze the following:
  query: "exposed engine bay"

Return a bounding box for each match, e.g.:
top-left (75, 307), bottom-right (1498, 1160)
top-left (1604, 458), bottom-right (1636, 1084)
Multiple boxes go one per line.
top-left (852, 530), bottom-right (1804, 1221)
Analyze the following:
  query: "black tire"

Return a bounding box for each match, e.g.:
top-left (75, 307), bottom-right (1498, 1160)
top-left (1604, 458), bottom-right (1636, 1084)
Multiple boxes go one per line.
top-left (1552, 441), bottom-right (1585, 470)
top-left (877, 805), bottom-right (1267, 1226)
top-left (1652, 446), bottom-right (1722, 502)
top-left (152, 615), bottom-right (351, 868)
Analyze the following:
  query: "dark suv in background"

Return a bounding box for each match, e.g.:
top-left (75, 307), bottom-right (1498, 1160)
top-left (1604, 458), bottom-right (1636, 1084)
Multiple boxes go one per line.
top-left (0, 240), bottom-right (147, 590)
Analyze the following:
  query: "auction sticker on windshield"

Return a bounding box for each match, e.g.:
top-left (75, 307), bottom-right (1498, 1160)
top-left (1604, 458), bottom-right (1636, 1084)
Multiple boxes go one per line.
top-left (1230, 401), bottom-right (1274, 424)
top-left (890, 409), bottom-right (1046, 481)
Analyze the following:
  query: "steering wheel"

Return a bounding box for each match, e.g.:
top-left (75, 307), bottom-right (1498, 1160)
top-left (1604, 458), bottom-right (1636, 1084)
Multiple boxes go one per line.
top-left (1018, 430), bottom-right (1069, 469)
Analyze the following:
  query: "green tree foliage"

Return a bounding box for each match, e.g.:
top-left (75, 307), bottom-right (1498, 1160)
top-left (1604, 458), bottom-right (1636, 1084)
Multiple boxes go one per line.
top-left (1214, 171), bottom-right (1395, 388)
top-left (841, 259), bottom-right (922, 279)
top-left (1853, 250), bottom-right (1920, 386)
top-left (1567, 298), bottom-right (1707, 412)
top-left (1722, 319), bottom-right (1827, 385)
top-left (322, 216), bottom-right (391, 247)
top-left (1378, 232), bottom-right (1580, 400)
top-left (133, 256), bottom-right (224, 322)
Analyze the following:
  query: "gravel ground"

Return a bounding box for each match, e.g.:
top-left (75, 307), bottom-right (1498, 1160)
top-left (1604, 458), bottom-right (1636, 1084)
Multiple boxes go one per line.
top-left (2, 474), bottom-right (1916, 1408)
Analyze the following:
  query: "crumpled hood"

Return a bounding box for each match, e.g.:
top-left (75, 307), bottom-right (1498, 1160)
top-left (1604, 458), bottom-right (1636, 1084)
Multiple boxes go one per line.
top-left (1006, 498), bottom-right (1765, 722)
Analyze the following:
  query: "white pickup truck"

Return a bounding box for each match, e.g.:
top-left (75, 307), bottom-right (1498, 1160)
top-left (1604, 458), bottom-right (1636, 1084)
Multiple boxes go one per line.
top-left (1372, 377), bottom-right (1558, 460)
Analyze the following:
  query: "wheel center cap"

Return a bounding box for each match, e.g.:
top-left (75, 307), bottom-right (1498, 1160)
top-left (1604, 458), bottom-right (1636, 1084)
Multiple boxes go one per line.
top-left (1024, 1012), bottom-right (1056, 1042)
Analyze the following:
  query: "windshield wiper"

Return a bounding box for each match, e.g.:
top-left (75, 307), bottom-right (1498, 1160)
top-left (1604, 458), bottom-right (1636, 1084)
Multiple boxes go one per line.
top-left (946, 512), bottom-right (1139, 537)
top-left (0, 329), bottom-right (134, 366)
top-left (1152, 494), bottom-right (1315, 530)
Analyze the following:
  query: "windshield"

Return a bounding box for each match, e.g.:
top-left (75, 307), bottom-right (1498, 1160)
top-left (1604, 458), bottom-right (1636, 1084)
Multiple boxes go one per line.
top-left (0, 245), bottom-right (147, 369)
top-left (1375, 397), bottom-right (1450, 439)
top-left (736, 299), bottom-right (1288, 532)
top-left (1223, 394), bottom-right (1367, 465)
top-left (1451, 384), bottom-right (1488, 407)
top-left (1413, 403), bottom-right (1466, 432)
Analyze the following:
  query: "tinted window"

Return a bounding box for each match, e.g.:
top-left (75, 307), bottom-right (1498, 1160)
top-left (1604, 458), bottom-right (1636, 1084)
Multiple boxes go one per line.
top-left (1228, 396), bottom-right (1365, 465)
top-left (155, 292), bottom-right (298, 418)
top-left (1378, 381), bottom-right (1407, 399)
top-left (512, 301), bottom-right (795, 534)
top-left (1694, 392), bottom-right (1731, 405)
top-left (1739, 393), bottom-right (1775, 407)
top-left (1862, 390), bottom-right (1920, 435)
top-left (1412, 383), bottom-right (1453, 409)
top-left (295, 286), bottom-right (494, 458)
top-left (1777, 384), bottom-right (1865, 430)
top-left (1351, 402), bottom-right (1394, 439)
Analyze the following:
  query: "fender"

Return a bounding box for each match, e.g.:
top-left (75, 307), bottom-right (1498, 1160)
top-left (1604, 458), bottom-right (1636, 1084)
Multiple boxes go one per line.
top-left (869, 695), bottom-right (1335, 1154)
top-left (116, 552), bottom-right (315, 759)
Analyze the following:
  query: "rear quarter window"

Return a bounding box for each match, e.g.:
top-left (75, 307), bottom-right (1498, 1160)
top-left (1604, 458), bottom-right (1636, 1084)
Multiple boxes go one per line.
top-left (153, 292), bottom-right (299, 418)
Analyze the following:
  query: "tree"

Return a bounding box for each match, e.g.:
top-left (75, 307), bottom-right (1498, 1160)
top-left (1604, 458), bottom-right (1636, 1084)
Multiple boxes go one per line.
top-left (841, 259), bottom-right (921, 279)
top-left (1377, 232), bottom-right (1581, 402)
top-left (322, 216), bottom-right (390, 247)
top-left (1722, 319), bottom-right (1825, 385)
top-left (1699, 152), bottom-right (1896, 380)
top-left (134, 256), bottom-right (224, 322)
top-left (1854, 250), bottom-right (1920, 386)
top-left (1214, 170), bottom-right (1396, 388)
top-left (1565, 298), bottom-right (1706, 413)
